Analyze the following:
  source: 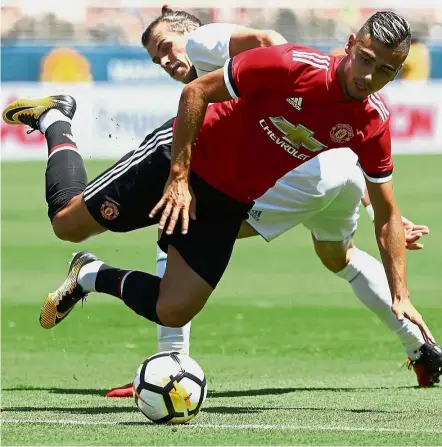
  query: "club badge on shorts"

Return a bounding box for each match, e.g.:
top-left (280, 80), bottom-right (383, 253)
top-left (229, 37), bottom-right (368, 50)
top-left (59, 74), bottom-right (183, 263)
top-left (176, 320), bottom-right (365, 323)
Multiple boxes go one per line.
top-left (100, 201), bottom-right (119, 220)
top-left (330, 123), bottom-right (354, 143)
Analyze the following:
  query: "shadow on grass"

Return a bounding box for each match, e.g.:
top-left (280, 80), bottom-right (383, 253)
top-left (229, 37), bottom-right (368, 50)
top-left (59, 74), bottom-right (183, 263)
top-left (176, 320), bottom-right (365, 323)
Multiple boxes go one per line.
top-left (202, 406), bottom-right (400, 415)
top-left (2, 406), bottom-right (137, 414)
top-left (2, 387), bottom-right (108, 396)
top-left (207, 385), bottom-right (418, 398)
top-left (3, 385), bottom-right (418, 399)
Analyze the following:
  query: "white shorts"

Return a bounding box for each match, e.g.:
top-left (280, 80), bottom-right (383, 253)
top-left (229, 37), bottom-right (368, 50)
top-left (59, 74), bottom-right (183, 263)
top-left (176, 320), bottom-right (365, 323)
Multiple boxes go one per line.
top-left (247, 149), bottom-right (365, 242)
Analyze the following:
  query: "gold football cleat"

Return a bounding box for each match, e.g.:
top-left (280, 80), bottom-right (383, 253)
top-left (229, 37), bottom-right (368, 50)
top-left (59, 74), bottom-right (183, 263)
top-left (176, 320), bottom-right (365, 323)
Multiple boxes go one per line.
top-left (40, 251), bottom-right (98, 329)
top-left (2, 95), bottom-right (76, 130)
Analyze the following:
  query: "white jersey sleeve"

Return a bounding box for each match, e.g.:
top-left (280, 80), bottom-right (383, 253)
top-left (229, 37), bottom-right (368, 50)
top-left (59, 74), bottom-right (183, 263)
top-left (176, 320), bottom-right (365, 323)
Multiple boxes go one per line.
top-left (186, 23), bottom-right (239, 77)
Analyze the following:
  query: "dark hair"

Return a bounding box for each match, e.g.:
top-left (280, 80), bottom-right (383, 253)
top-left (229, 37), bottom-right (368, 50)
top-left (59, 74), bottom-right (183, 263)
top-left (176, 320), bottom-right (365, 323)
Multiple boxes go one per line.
top-left (359, 11), bottom-right (411, 53)
top-left (141, 5), bottom-right (202, 48)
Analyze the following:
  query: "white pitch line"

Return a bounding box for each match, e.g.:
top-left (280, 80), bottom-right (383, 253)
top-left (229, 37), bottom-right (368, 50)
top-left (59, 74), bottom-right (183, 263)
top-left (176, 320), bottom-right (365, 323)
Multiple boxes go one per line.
top-left (1, 419), bottom-right (442, 434)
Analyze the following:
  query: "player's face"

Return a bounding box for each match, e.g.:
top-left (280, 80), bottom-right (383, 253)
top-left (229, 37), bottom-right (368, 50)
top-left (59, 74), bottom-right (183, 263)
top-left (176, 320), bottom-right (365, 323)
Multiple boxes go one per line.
top-left (146, 22), bottom-right (195, 84)
top-left (341, 33), bottom-right (406, 100)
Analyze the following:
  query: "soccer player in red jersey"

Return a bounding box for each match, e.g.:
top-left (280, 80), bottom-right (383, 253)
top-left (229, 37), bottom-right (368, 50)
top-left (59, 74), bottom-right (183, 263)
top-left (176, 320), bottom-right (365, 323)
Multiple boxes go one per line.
top-left (104, 8), bottom-right (435, 397)
top-left (3, 11), bottom-right (440, 385)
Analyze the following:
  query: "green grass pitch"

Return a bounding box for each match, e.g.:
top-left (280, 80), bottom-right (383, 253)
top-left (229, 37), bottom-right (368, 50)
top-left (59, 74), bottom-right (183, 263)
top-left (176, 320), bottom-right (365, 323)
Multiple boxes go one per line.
top-left (1, 156), bottom-right (442, 445)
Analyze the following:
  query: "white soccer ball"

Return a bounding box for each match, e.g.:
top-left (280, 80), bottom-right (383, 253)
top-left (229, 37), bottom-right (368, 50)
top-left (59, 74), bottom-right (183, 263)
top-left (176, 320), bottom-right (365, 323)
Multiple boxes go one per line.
top-left (133, 351), bottom-right (207, 424)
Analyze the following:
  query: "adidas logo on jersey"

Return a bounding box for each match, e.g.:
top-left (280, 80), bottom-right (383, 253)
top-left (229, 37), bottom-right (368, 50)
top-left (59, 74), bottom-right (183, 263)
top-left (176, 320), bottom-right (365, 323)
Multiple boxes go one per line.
top-left (286, 97), bottom-right (303, 110)
top-left (249, 209), bottom-right (262, 221)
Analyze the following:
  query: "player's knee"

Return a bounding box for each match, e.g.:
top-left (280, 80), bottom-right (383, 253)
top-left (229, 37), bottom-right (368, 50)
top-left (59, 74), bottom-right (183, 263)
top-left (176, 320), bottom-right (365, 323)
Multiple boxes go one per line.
top-left (158, 310), bottom-right (191, 328)
top-left (156, 300), bottom-right (194, 328)
top-left (51, 213), bottom-right (87, 243)
top-left (313, 240), bottom-right (352, 273)
top-left (317, 252), bottom-right (346, 273)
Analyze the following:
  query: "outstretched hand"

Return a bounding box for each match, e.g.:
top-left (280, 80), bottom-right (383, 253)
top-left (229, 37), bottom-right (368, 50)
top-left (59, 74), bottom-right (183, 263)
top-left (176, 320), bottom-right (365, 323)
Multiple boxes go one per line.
top-left (402, 216), bottom-right (429, 250)
top-left (149, 177), bottom-right (196, 235)
top-left (392, 298), bottom-right (435, 344)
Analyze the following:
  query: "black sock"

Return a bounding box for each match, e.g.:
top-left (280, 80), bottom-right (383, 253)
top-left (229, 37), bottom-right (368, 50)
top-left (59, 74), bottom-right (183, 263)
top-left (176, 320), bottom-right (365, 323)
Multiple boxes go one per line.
top-left (95, 264), bottom-right (163, 325)
top-left (45, 121), bottom-right (87, 220)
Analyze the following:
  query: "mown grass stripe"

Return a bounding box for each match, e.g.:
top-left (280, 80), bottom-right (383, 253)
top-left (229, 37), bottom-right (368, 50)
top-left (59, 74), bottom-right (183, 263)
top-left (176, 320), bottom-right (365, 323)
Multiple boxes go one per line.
top-left (2, 419), bottom-right (442, 434)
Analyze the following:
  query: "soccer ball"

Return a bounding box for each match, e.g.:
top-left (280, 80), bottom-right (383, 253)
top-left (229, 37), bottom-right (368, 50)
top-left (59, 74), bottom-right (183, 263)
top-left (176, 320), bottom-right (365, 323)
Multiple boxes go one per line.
top-left (133, 351), bottom-right (207, 424)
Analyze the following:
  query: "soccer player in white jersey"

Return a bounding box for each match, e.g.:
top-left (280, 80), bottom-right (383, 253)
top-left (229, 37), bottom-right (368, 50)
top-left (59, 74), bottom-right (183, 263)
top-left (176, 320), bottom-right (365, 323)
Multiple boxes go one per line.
top-left (105, 7), bottom-right (438, 397)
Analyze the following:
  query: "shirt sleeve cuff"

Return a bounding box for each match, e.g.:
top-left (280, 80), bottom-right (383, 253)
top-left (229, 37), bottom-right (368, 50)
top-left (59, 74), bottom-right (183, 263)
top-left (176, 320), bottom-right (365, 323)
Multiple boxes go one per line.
top-left (223, 58), bottom-right (239, 99)
top-left (361, 170), bottom-right (393, 184)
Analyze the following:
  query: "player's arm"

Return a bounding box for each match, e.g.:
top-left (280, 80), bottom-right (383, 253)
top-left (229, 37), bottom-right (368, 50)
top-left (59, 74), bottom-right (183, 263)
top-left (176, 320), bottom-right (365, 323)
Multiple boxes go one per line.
top-left (229, 27), bottom-right (287, 56)
top-left (365, 179), bottom-right (407, 297)
top-left (365, 179), bottom-right (433, 343)
top-left (186, 23), bottom-right (287, 76)
top-left (356, 123), bottom-right (434, 343)
top-left (149, 68), bottom-right (231, 234)
top-left (362, 188), bottom-right (429, 250)
top-left (169, 68), bottom-right (231, 192)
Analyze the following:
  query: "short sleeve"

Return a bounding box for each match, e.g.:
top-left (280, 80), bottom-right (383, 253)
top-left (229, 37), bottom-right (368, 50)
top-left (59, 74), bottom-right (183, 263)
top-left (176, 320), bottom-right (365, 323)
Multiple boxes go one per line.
top-left (223, 44), bottom-right (295, 99)
top-left (353, 122), bottom-right (394, 183)
top-left (186, 23), bottom-right (238, 74)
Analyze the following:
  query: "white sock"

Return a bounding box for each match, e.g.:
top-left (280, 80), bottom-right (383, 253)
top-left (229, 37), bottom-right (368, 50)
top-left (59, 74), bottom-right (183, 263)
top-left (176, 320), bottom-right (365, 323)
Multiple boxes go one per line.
top-left (336, 247), bottom-right (424, 360)
top-left (155, 245), bottom-right (191, 355)
top-left (156, 245), bottom-right (167, 278)
top-left (39, 109), bottom-right (71, 134)
top-left (77, 261), bottom-right (103, 293)
top-left (157, 323), bottom-right (191, 355)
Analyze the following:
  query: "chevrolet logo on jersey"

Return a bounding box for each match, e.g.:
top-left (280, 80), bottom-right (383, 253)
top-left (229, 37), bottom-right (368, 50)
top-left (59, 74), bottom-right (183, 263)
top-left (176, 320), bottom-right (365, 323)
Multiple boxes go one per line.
top-left (259, 119), bottom-right (311, 161)
top-left (269, 116), bottom-right (327, 153)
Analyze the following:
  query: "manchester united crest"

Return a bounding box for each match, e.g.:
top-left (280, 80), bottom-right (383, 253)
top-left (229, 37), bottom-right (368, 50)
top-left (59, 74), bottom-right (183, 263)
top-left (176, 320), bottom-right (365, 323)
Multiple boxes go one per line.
top-left (100, 201), bottom-right (119, 220)
top-left (330, 123), bottom-right (354, 143)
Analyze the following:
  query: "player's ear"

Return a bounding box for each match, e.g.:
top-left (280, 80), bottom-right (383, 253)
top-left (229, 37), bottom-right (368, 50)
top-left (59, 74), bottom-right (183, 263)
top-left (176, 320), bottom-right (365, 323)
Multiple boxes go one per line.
top-left (185, 23), bottom-right (199, 34)
top-left (345, 33), bottom-right (356, 55)
top-left (392, 64), bottom-right (403, 80)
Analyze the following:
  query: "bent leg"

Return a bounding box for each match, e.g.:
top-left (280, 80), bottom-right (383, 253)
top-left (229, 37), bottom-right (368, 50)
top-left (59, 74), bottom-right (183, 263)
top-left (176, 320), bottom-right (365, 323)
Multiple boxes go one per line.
top-left (155, 218), bottom-right (257, 352)
top-left (312, 236), bottom-right (425, 359)
top-left (312, 237), bottom-right (354, 273)
top-left (2, 95), bottom-right (94, 243)
top-left (48, 113), bottom-right (175, 243)
top-left (244, 153), bottom-right (347, 242)
top-left (90, 173), bottom-right (248, 329)
top-left (90, 245), bottom-right (213, 328)
top-left (306, 161), bottom-right (425, 358)
top-left (52, 193), bottom-right (106, 242)
top-left (43, 111), bottom-right (99, 241)
top-left (156, 218), bottom-right (255, 353)
top-left (84, 244), bottom-right (212, 331)
top-left (156, 236), bottom-right (192, 353)
top-left (157, 246), bottom-right (213, 327)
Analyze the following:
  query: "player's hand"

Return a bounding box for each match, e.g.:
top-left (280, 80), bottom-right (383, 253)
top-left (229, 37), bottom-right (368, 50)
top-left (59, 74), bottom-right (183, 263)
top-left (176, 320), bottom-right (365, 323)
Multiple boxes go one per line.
top-left (392, 298), bottom-right (436, 344)
top-left (402, 216), bottom-right (430, 250)
top-left (150, 176), bottom-right (196, 235)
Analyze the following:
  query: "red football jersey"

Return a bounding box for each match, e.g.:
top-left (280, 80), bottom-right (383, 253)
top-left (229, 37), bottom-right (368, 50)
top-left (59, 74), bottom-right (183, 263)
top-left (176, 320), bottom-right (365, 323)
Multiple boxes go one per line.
top-left (190, 43), bottom-right (393, 203)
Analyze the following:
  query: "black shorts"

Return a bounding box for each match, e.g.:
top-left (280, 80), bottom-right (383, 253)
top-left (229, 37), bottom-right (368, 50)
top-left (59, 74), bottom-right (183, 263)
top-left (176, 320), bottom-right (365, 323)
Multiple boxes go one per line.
top-left (83, 118), bottom-right (252, 288)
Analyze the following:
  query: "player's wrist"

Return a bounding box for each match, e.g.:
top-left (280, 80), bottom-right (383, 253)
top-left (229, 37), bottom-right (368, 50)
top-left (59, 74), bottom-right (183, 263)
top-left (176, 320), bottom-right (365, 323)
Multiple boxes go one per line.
top-left (392, 287), bottom-right (410, 303)
top-left (365, 204), bottom-right (375, 221)
top-left (170, 164), bottom-right (190, 181)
